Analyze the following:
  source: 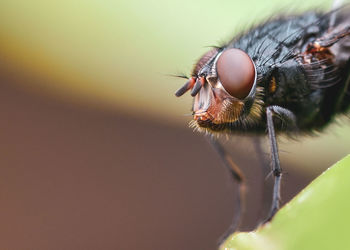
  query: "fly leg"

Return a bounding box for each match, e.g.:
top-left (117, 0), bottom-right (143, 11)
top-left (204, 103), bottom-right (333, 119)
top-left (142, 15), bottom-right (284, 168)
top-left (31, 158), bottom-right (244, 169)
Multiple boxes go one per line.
top-left (264, 106), bottom-right (296, 222)
top-left (306, 24), bottom-right (350, 53)
top-left (206, 136), bottom-right (245, 243)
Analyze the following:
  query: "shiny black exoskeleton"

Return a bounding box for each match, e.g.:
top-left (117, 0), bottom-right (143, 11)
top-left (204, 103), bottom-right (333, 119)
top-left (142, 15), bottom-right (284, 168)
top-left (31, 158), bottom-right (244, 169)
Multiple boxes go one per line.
top-left (224, 10), bottom-right (350, 133)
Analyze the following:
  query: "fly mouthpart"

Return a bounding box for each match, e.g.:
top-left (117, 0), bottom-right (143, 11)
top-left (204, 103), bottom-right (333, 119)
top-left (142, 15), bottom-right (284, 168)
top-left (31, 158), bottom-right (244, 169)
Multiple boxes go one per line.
top-left (194, 110), bottom-right (213, 121)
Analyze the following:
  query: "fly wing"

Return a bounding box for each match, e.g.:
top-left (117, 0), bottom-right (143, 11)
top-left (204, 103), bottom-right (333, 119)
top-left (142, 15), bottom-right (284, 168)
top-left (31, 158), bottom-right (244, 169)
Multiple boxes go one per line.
top-left (327, 5), bottom-right (350, 67)
top-left (328, 5), bottom-right (350, 111)
top-left (301, 6), bottom-right (350, 90)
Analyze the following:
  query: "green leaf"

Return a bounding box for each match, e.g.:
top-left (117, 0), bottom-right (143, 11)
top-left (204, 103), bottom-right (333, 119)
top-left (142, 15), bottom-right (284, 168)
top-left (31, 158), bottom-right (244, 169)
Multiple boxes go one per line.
top-left (220, 155), bottom-right (350, 250)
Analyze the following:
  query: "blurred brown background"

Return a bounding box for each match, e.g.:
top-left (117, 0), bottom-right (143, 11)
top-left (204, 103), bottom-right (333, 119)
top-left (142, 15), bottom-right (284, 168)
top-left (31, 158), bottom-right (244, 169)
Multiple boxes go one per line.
top-left (0, 64), bottom-right (315, 250)
top-left (0, 0), bottom-right (349, 249)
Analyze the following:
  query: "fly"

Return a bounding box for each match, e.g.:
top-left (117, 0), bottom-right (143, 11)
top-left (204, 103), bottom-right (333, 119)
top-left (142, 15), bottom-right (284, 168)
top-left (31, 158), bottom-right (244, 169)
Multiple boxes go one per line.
top-left (175, 3), bottom-right (350, 243)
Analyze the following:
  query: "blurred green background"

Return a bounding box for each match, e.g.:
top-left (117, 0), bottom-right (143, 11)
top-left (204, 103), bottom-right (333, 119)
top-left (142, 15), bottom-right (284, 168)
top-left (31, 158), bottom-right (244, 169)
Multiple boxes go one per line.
top-left (0, 0), bottom-right (349, 249)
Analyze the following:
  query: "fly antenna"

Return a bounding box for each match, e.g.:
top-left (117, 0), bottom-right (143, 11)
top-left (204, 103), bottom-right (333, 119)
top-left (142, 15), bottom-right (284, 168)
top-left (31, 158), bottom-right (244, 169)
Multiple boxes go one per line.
top-left (166, 73), bottom-right (189, 79)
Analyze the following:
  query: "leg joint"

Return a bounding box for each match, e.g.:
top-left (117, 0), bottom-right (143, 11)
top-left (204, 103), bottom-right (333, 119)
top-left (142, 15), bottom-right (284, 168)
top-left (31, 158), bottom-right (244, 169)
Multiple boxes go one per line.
top-left (273, 168), bottom-right (282, 177)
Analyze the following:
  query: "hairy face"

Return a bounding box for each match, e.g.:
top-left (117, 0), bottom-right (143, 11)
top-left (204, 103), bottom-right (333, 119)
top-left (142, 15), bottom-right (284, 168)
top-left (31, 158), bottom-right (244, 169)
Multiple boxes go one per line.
top-left (175, 47), bottom-right (257, 131)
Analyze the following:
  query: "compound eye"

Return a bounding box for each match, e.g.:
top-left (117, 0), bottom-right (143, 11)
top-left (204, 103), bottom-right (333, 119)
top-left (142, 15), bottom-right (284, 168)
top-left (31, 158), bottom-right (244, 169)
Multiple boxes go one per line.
top-left (216, 48), bottom-right (255, 99)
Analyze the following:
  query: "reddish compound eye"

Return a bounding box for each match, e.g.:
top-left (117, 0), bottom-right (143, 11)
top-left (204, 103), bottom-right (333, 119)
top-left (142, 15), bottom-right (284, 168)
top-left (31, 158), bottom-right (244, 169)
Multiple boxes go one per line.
top-left (216, 48), bottom-right (255, 99)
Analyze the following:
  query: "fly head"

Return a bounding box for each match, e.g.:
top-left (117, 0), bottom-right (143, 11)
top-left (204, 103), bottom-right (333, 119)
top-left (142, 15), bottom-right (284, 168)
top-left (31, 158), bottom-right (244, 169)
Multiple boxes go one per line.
top-left (175, 47), bottom-right (258, 132)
